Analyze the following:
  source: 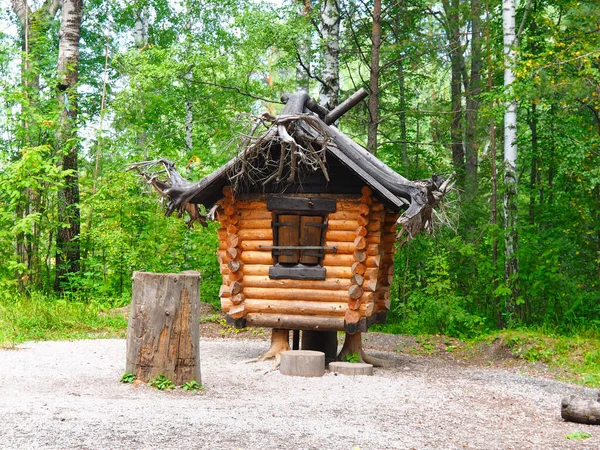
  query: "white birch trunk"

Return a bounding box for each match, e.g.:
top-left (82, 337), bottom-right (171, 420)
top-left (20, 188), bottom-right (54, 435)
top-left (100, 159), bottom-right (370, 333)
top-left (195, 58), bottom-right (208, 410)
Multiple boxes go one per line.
top-left (55, 0), bottom-right (83, 289)
top-left (503, 0), bottom-right (519, 320)
top-left (319, 0), bottom-right (340, 110)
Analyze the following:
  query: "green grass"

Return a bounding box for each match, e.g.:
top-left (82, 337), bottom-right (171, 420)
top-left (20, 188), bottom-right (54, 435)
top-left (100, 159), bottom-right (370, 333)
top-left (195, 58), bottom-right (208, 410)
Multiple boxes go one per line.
top-left (0, 293), bottom-right (128, 348)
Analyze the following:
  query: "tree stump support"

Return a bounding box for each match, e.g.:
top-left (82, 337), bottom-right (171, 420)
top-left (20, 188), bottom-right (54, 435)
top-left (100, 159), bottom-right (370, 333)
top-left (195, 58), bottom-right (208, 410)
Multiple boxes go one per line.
top-left (126, 271), bottom-right (202, 386)
top-left (280, 350), bottom-right (325, 377)
top-left (301, 330), bottom-right (338, 363)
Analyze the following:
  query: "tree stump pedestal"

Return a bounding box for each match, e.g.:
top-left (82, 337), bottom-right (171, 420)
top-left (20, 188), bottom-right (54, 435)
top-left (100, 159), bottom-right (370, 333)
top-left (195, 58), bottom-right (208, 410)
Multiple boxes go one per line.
top-left (126, 271), bottom-right (202, 386)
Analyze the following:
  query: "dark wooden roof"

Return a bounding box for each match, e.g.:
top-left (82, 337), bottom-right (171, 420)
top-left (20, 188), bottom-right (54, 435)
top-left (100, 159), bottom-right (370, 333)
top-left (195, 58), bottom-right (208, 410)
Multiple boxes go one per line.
top-left (173, 92), bottom-right (440, 215)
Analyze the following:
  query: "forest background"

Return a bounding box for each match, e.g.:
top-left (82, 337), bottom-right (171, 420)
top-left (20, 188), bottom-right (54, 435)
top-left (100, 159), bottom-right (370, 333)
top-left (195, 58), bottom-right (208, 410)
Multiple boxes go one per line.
top-left (1, 0), bottom-right (599, 383)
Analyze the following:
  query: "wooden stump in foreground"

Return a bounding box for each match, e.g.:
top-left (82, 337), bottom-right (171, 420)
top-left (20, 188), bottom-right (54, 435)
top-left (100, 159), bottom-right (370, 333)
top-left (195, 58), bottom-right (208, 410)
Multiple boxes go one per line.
top-left (126, 271), bottom-right (201, 386)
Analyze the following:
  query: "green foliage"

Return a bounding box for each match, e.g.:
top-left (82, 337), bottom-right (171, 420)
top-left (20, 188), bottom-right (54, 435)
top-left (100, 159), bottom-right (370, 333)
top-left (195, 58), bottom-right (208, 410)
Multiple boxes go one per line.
top-left (181, 380), bottom-right (203, 392)
top-left (0, 291), bottom-right (127, 348)
top-left (564, 432), bottom-right (592, 441)
top-left (149, 374), bottom-right (175, 391)
top-left (345, 352), bottom-right (360, 363)
top-left (120, 372), bottom-right (135, 383)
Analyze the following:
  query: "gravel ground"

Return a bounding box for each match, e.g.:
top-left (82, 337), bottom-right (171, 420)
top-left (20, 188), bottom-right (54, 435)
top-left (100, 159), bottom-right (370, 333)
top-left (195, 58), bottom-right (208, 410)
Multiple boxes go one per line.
top-left (0, 337), bottom-right (598, 450)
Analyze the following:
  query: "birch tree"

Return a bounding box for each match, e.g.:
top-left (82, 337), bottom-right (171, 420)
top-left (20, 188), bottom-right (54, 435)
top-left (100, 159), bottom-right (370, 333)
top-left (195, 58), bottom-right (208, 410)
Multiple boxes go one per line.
top-left (319, 0), bottom-right (340, 110)
top-left (502, 0), bottom-right (519, 320)
top-left (55, 0), bottom-right (83, 290)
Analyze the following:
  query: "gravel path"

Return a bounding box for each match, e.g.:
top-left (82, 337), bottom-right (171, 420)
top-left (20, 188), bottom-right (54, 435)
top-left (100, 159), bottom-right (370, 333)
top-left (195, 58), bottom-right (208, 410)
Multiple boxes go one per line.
top-left (0, 338), bottom-right (598, 450)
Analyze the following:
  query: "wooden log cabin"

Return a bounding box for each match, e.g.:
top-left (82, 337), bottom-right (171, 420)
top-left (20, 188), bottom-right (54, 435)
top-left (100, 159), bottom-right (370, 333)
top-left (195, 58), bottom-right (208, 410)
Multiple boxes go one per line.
top-left (132, 90), bottom-right (450, 358)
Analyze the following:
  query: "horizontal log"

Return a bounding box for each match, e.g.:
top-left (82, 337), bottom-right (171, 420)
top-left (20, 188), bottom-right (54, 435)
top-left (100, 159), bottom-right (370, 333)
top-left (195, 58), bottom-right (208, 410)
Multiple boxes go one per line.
top-left (228, 234), bottom-right (240, 248)
top-left (242, 287), bottom-right (350, 302)
top-left (242, 275), bottom-right (351, 290)
top-left (361, 301), bottom-right (375, 317)
top-left (246, 313), bottom-right (345, 331)
top-left (230, 293), bottom-right (245, 305)
top-left (345, 309), bottom-right (360, 324)
top-left (328, 210), bottom-right (360, 221)
top-left (227, 247), bottom-right (239, 260)
top-left (228, 270), bottom-right (244, 282)
top-left (238, 240), bottom-right (272, 251)
top-left (351, 274), bottom-right (364, 286)
top-left (240, 264), bottom-right (354, 279)
top-left (353, 250), bottom-right (367, 262)
top-left (239, 229), bottom-right (273, 240)
top-left (238, 210), bottom-right (272, 220)
top-left (363, 279), bottom-right (379, 292)
top-left (229, 281), bottom-right (242, 295)
top-left (240, 251), bottom-right (274, 265)
top-left (351, 262), bottom-right (366, 275)
top-left (323, 254), bottom-right (380, 268)
top-left (325, 230), bottom-right (358, 242)
top-left (237, 219), bottom-right (272, 229)
top-left (325, 241), bottom-right (379, 256)
top-left (357, 215), bottom-right (369, 227)
top-left (219, 285), bottom-right (230, 298)
top-left (348, 296), bottom-right (361, 311)
top-left (222, 299), bottom-right (347, 316)
top-left (228, 303), bottom-right (246, 319)
top-left (228, 260), bottom-right (243, 273)
top-left (358, 203), bottom-right (370, 216)
top-left (349, 285), bottom-right (363, 300)
top-left (354, 236), bottom-right (367, 250)
top-left (236, 201), bottom-right (268, 210)
top-left (356, 225), bottom-right (368, 237)
top-left (217, 250), bottom-right (231, 264)
top-left (561, 395), bottom-right (600, 425)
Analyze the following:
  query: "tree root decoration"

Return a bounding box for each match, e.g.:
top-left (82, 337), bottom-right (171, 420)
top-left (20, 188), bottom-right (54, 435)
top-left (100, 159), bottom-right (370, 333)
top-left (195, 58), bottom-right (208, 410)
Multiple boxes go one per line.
top-left (337, 332), bottom-right (388, 368)
top-left (256, 329), bottom-right (291, 363)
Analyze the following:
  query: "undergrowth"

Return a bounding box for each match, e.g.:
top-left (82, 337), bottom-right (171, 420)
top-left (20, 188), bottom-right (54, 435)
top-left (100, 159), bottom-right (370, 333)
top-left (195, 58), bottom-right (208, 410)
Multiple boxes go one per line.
top-left (0, 292), bottom-right (127, 348)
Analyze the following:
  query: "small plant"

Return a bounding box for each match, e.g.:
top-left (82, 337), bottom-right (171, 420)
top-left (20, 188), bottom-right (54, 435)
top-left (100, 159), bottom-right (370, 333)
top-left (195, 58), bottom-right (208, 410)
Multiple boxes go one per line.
top-left (565, 431), bottom-right (592, 440)
top-left (182, 380), bottom-right (203, 392)
top-left (345, 352), bottom-right (360, 363)
top-left (149, 374), bottom-right (175, 390)
top-left (120, 372), bottom-right (135, 383)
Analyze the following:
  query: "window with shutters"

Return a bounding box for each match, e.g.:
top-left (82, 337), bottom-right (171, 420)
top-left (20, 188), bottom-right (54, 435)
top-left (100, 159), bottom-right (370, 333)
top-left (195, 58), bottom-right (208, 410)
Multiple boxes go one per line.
top-left (265, 196), bottom-right (335, 280)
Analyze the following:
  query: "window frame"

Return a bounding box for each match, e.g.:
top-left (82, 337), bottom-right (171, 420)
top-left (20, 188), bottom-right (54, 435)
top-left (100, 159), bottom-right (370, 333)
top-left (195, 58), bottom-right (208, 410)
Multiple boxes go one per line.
top-left (266, 196), bottom-right (336, 280)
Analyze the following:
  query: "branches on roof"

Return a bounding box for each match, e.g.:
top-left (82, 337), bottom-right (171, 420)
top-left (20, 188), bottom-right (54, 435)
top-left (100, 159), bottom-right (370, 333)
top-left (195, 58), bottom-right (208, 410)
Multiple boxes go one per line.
top-left (127, 159), bottom-right (207, 228)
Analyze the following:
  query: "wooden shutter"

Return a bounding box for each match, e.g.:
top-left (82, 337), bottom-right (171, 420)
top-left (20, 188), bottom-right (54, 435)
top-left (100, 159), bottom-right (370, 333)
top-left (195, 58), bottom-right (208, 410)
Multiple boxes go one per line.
top-left (276, 215), bottom-right (300, 263)
top-left (300, 216), bottom-right (324, 264)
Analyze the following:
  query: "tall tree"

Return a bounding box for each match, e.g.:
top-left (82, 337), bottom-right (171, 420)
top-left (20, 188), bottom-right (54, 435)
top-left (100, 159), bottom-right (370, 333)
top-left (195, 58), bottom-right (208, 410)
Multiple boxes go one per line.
top-left (55, 0), bottom-right (83, 290)
top-left (319, 0), bottom-right (340, 110)
top-left (366, 0), bottom-right (381, 155)
top-left (465, 0), bottom-right (483, 197)
top-left (502, 0), bottom-right (519, 319)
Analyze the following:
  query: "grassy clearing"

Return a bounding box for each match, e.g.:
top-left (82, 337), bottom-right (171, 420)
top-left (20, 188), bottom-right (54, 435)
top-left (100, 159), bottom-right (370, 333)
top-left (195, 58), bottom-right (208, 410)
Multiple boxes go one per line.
top-left (0, 294), bottom-right (127, 348)
top-left (481, 329), bottom-right (600, 388)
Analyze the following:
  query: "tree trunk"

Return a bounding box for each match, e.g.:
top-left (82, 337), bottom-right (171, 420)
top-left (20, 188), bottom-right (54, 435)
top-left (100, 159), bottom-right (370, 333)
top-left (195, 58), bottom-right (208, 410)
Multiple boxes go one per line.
top-left (319, 0), bottom-right (340, 110)
top-left (337, 332), bottom-right (386, 367)
top-left (258, 328), bottom-right (291, 362)
top-left (367, 0), bottom-right (381, 155)
top-left (503, 0), bottom-right (519, 322)
top-left (301, 330), bottom-right (338, 362)
top-left (528, 103), bottom-right (538, 225)
top-left (296, 0), bottom-right (311, 93)
top-left (561, 394), bottom-right (600, 425)
top-left (134, 5), bottom-right (149, 156)
top-left (55, 0), bottom-right (82, 291)
top-left (126, 271), bottom-right (202, 385)
top-left (443, 0), bottom-right (465, 183)
top-left (465, 0), bottom-right (482, 197)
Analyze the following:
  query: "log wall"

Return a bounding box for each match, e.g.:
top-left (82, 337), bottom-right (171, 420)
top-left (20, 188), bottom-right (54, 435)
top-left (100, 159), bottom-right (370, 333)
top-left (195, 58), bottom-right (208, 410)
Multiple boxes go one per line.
top-left (215, 186), bottom-right (394, 332)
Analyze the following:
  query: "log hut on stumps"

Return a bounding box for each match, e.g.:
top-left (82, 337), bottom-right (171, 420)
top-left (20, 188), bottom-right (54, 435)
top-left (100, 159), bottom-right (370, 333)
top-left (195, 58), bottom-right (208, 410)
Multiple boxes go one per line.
top-left (130, 89), bottom-right (452, 365)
